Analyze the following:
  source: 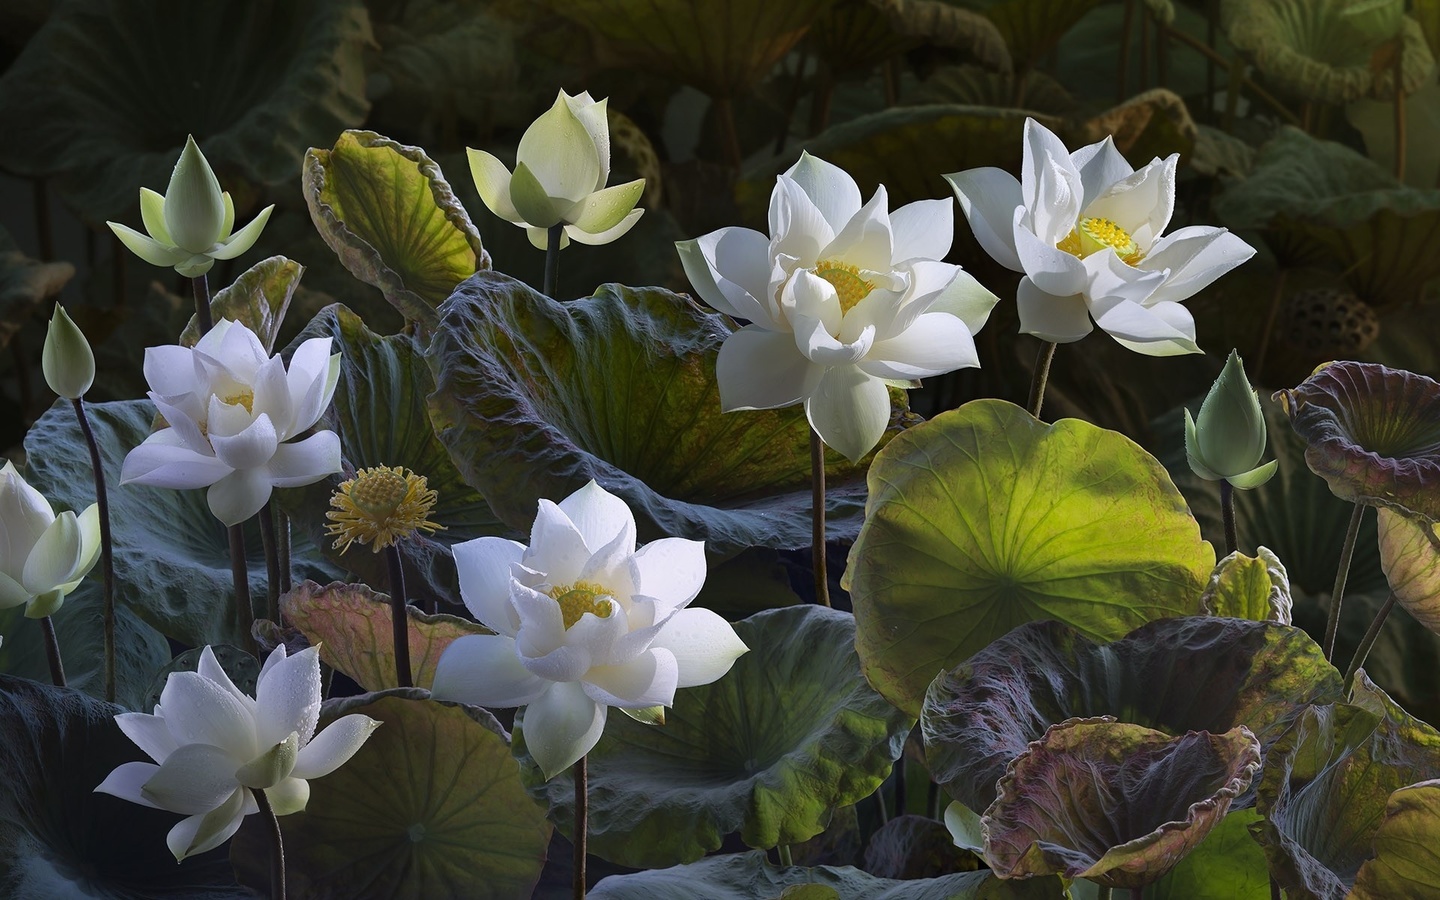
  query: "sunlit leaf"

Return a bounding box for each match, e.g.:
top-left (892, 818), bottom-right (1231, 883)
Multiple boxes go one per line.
top-left (1351, 779), bottom-right (1440, 898)
top-left (1200, 548), bottom-right (1293, 624)
top-left (179, 256), bottom-right (302, 352)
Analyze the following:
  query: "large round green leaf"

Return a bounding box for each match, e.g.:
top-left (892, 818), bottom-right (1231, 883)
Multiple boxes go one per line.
top-left (277, 304), bottom-right (511, 608)
top-left (23, 399), bottom-right (341, 647)
top-left (847, 398), bottom-right (1215, 716)
top-left (587, 849), bottom-right (1064, 899)
top-left (0, 676), bottom-right (248, 898)
top-left (303, 130), bottom-right (489, 329)
top-left (1351, 779), bottom-right (1440, 898)
top-left (1148, 809), bottom-right (1271, 900)
top-left (514, 605), bottom-right (913, 868)
top-left (810, 1), bottom-right (1011, 77)
top-left (1252, 673), bottom-right (1440, 899)
top-left (0, 0), bottom-right (371, 220)
top-left (230, 691), bottom-right (550, 898)
top-left (427, 272), bottom-right (902, 555)
top-left (921, 616), bottom-right (1341, 812)
top-left (971, 0), bottom-right (1105, 71)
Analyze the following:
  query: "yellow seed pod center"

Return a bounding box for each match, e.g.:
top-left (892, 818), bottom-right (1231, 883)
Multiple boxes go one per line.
top-left (547, 581), bottom-right (615, 629)
top-left (348, 467), bottom-right (410, 519)
top-left (220, 389), bottom-right (255, 414)
top-left (813, 260), bottom-right (876, 314)
top-left (1057, 217), bottom-right (1142, 265)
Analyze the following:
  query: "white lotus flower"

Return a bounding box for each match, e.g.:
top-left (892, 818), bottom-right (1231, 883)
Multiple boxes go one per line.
top-left (120, 319), bottom-right (342, 526)
top-left (468, 89), bottom-right (645, 252)
top-left (431, 480), bottom-right (749, 780)
top-left (677, 152), bottom-right (999, 461)
top-left (0, 461), bottom-right (99, 619)
top-left (95, 645), bottom-right (380, 861)
top-left (947, 118), bottom-right (1255, 356)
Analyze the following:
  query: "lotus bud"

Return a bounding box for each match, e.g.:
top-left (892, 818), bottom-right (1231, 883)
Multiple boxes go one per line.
top-left (165, 136), bottom-right (227, 253)
top-left (1185, 350), bottom-right (1278, 489)
top-left (41, 303), bottom-right (95, 399)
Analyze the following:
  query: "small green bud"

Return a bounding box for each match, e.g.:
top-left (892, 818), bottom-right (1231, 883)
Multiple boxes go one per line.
top-left (41, 303), bottom-right (95, 400)
top-left (1185, 350), bottom-right (1277, 489)
top-left (163, 135), bottom-right (227, 253)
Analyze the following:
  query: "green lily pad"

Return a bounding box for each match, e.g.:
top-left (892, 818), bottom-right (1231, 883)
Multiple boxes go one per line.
top-left (983, 719), bottom-right (1260, 889)
top-left (0, 675), bottom-right (248, 898)
top-left (514, 606), bottom-right (913, 868)
top-left (426, 272), bottom-right (900, 556)
top-left (23, 398), bottom-right (342, 648)
top-left (1200, 547), bottom-right (1293, 623)
top-left (280, 580), bottom-right (492, 691)
top-left (1223, 0), bottom-right (1434, 104)
top-left (921, 615), bottom-right (1341, 812)
top-left (303, 130), bottom-right (489, 329)
top-left (1148, 809), bottom-right (1272, 900)
top-left (972, 0), bottom-right (1104, 71)
top-left (179, 255), bottom-right (303, 352)
top-left (230, 690), bottom-right (550, 898)
top-left (1351, 779), bottom-right (1440, 898)
top-left (142, 645), bottom-right (258, 713)
top-left (1275, 361), bottom-right (1440, 521)
top-left (846, 398), bottom-right (1215, 717)
top-left (544, 0), bottom-right (838, 97)
top-left (811, 1), bottom-right (1010, 77)
top-left (276, 304), bottom-right (511, 607)
top-left (0, 0), bottom-right (371, 221)
top-left (587, 849), bottom-right (1064, 899)
top-left (1252, 672), bottom-right (1440, 899)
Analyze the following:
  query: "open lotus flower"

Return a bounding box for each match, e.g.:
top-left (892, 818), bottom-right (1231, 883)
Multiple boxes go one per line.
top-left (1186, 349), bottom-right (1278, 489)
top-left (468, 89), bottom-right (645, 252)
top-left (676, 152), bottom-right (998, 461)
top-left (431, 480), bottom-right (749, 779)
top-left (120, 319), bottom-right (342, 526)
top-left (106, 136), bottom-right (274, 278)
top-left (947, 118), bottom-right (1254, 356)
top-left (0, 461), bottom-right (99, 619)
top-left (96, 645), bottom-right (380, 861)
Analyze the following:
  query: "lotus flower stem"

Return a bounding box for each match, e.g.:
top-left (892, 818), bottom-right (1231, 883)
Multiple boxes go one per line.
top-left (1344, 592), bottom-right (1397, 691)
top-left (1323, 502), bottom-right (1367, 661)
top-left (191, 274), bottom-right (213, 333)
top-left (777, 844), bottom-right (793, 867)
top-left (1161, 24), bottom-right (1301, 127)
top-left (893, 752), bottom-right (907, 816)
top-left (259, 501), bottom-right (281, 622)
top-left (875, 781), bottom-right (890, 824)
top-left (574, 754), bottom-right (588, 900)
top-left (40, 615), bottom-right (65, 687)
top-left (714, 98), bottom-right (743, 170)
top-left (72, 396), bottom-right (115, 702)
top-left (810, 428), bottom-right (830, 608)
top-left (928, 778), bottom-right (941, 820)
top-left (1095, 887), bottom-right (1111, 900)
top-left (544, 223), bottom-right (563, 298)
top-left (1027, 341), bottom-right (1058, 420)
top-left (1394, 45), bottom-right (1407, 181)
top-left (277, 511), bottom-right (292, 594)
top-left (1270, 877), bottom-right (1281, 900)
top-left (228, 525), bottom-right (256, 655)
top-left (385, 544), bottom-right (413, 687)
top-left (252, 787), bottom-right (287, 900)
top-left (1253, 268), bottom-right (1288, 384)
top-left (1220, 481), bottom-right (1238, 555)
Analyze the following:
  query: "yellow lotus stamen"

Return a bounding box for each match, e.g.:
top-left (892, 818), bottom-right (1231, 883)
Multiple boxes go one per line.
top-left (546, 581), bottom-right (615, 629)
top-left (1057, 217), bottom-right (1143, 265)
top-left (326, 465), bottom-right (444, 554)
top-left (813, 260), bottom-right (876, 313)
top-left (220, 389), bottom-right (255, 413)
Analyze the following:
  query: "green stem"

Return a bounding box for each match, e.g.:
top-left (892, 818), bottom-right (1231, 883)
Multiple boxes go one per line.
top-left (894, 752), bottom-right (907, 817)
top-left (1096, 885), bottom-right (1112, 900)
top-left (1324, 503), bottom-right (1367, 661)
top-left (810, 428), bottom-right (830, 608)
top-left (1220, 480), bottom-right (1238, 556)
top-left (40, 615), bottom-right (65, 687)
top-left (259, 502), bottom-right (281, 622)
top-left (252, 787), bottom-right (287, 900)
top-left (1253, 268), bottom-right (1289, 385)
top-left (1027, 341), bottom-right (1058, 420)
top-left (875, 780), bottom-right (890, 825)
top-left (191, 274), bottom-right (213, 334)
top-left (72, 397), bottom-right (115, 702)
top-left (928, 778), bottom-right (941, 820)
top-left (1344, 593), bottom-right (1397, 691)
top-left (277, 511), bottom-right (292, 595)
top-left (386, 544), bottom-right (413, 688)
top-left (778, 844), bottom-right (794, 867)
top-left (574, 754), bottom-right (588, 900)
top-left (714, 97), bottom-right (743, 170)
top-left (1395, 42), bottom-right (1407, 181)
top-left (543, 223), bottom-right (563, 299)
top-left (229, 524), bottom-right (255, 655)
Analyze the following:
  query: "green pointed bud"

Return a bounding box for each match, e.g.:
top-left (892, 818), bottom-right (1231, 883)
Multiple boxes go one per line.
top-left (1185, 350), bottom-right (1277, 489)
top-left (235, 731), bottom-right (300, 790)
top-left (163, 136), bottom-right (227, 253)
top-left (41, 303), bottom-right (94, 399)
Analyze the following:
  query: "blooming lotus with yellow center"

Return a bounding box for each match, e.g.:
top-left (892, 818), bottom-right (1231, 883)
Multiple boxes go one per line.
top-left (947, 118), bottom-right (1255, 356)
top-left (431, 481), bottom-right (749, 779)
top-left (677, 152), bottom-right (999, 461)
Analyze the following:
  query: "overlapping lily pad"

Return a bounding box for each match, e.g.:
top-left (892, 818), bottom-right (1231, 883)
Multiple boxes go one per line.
top-left (1200, 548), bottom-right (1293, 624)
top-left (847, 399), bottom-right (1215, 717)
top-left (304, 131), bottom-right (489, 329)
top-left (178, 255), bottom-right (303, 351)
top-left (983, 719), bottom-right (1260, 889)
top-left (922, 616), bottom-right (1342, 811)
top-left (1275, 361), bottom-right (1440, 521)
top-left (0, 676), bottom-right (248, 898)
top-left (427, 272), bottom-right (898, 555)
top-left (1377, 507), bottom-right (1440, 634)
top-left (1351, 779), bottom-right (1440, 898)
top-left (0, 0), bottom-right (371, 220)
top-left (1148, 809), bottom-right (1271, 900)
top-left (810, 1), bottom-right (1010, 77)
top-left (231, 691), bottom-right (550, 898)
top-left (23, 398), bottom-right (340, 647)
top-left (1253, 673), bottom-right (1440, 899)
top-left (514, 606), bottom-right (913, 868)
